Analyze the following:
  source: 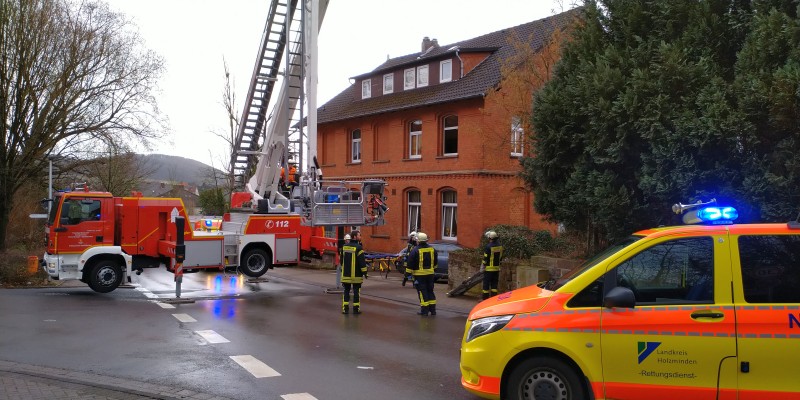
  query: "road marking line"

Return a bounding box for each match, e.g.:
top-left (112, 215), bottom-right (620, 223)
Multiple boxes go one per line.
top-left (195, 330), bottom-right (230, 344)
top-left (229, 355), bottom-right (281, 378)
top-left (135, 287), bottom-right (149, 292)
top-left (172, 313), bottom-right (196, 323)
top-left (143, 292), bottom-right (159, 299)
top-left (153, 301), bottom-right (175, 309)
top-left (281, 394), bottom-right (318, 400)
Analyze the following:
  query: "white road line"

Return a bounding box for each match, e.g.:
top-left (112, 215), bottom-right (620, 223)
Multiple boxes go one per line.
top-left (172, 313), bottom-right (196, 323)
top-left (152, 301), bottom-right (175, 309)
top-left (229, 355), bottom-right (281, 378)
top-left (135, 287), bottom-right (149, 292)
top-left (195, 330), bottom-right (230, 344)
top-left (281, 394), bottom-right (318, 400)
top-left (143, 292), bottom-right (159, 299)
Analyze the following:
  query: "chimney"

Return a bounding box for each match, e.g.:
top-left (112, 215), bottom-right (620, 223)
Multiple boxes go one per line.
top-left (431, 38), bottom-right (439, 48)
top-left (421, 36), bottom-right (431, 52)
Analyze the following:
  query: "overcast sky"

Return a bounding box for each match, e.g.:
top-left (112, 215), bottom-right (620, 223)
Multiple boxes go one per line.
top-left (104, 0), bottom-right (567, 167)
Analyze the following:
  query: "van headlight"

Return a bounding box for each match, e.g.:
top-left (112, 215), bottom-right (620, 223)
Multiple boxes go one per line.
top-left (466, 315), bottom-right (513, 342)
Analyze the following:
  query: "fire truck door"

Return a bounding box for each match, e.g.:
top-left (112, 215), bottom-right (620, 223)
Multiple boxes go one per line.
top-left (54, 197), bottom-right (113, 252)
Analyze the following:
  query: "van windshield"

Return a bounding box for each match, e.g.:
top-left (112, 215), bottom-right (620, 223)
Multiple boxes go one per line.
top-left (543, 235), bottom-right (643, 291)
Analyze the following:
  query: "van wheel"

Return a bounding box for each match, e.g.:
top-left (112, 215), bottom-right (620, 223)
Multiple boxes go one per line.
top-left (240, 249), bottom-right (271, 277)
top-left (87, 260), bottom-right (123, 293)
top-left (507, 357), bottom-right (585, 400)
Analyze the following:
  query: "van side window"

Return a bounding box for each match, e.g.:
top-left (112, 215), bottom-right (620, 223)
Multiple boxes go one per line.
top-left (62, 199), bottom-right (102, 225)
top-left (614, 237), bottom-right (714, 304)
top-left (739, 235), bottom-right (800, 303)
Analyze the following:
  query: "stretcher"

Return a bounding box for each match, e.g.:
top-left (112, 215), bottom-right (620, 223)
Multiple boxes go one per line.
top-left (364, 252), bottom-right (400, 278)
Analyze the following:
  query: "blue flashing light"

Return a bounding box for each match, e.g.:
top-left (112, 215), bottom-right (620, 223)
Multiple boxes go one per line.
top-left (204, 219), bottom-right (213, 228)
top-left (697, 206), bottom-right (738, 223)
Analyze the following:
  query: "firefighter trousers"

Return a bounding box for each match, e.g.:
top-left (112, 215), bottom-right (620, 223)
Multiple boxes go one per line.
top-left (342, 283), bottom-right (361, 309)
top-left (482, 270), bottom-right (499, 299)
top-left (414, 275), bottom-right (436, 309)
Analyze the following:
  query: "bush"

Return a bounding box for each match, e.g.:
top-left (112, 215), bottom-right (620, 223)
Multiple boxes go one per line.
top-left (478, 225), bottom-right (577, 260)
top-left (0, 249), bottom-right (51, 287)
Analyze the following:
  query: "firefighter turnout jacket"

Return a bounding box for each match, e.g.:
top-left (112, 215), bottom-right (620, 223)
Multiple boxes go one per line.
top-left (341, 240), bottom-right (367, 283)
top-left (482, 239), bottom-right (503, 272)
top-left (407, 242), bottom-right (437, 277)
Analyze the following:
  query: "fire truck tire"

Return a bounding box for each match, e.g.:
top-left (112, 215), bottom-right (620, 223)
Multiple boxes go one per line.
top-left (506, 356), bottom-right (586, 400)
top-left (86, 260), bottom-right (123, 293)
top-left (240, 248), bottom-right (271, 277)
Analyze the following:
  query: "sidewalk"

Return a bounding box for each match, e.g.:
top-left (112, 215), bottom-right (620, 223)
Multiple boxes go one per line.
top-left (268, 264), bottom-right (480, 315)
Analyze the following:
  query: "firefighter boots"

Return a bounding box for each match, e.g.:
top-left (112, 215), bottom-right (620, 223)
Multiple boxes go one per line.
top-left (417, 306), bottom-right (429, 316)
top-left (342, 306), bottom-right (349, 314)
top-left (429, 304), bottom-right (436, 315)
top-left (353, 306), bottom-right (361, 315)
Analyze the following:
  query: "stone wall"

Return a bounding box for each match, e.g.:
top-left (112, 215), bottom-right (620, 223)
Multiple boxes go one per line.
top-left (448, 252), bottom-right (582, 298)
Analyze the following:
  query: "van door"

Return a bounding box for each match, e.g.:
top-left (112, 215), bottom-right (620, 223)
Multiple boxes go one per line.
top-left (733, 233), bottom-right (800, 399)
top-left (53, 197), bottom-right (113, 253)
top-left (600, 235), bottom-right (737, 400)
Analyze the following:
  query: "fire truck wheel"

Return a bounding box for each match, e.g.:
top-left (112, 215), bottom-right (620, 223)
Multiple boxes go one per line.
top-left (240, 248), bottom-right (271, 277)
top-left (87, 260), bottom-right (123, 293)
top-left (506, 356), bottom-right (586, 400)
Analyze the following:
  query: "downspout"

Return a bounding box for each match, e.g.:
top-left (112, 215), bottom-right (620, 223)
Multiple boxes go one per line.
top-left (455, 47), bottom-right (464, 79)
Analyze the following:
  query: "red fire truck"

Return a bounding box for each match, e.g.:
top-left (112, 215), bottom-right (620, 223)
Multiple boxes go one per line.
top-left (39, 0), bottom-right (388, 293)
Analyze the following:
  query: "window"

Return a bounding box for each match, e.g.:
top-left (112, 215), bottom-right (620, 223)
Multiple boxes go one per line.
top-left (614, 237), bottom-right (714, 304)
top-left (442, 115), bottom-right (458, 155)
top-left (404, 68), bottom-right (415, 90)
top-left (441, 190), bottom-right (457, 239)
top-left (511, 116), bottom-right (524, 157)
top-left (407, 190), bottom-right (421, 235)
top-left (383, 73), bottom-right (393, 94)
top-left (739, 235), bottom-right (800, 303)
top-left (417, 65), bottom-right (428, 87)
top-left (440, 60), bottom-right (452, 83)
top-left (409, 120), bottom-right (422, 159)
top-left (361, 79), bottom-right (371, 99)
top-left (350, 129), bottom-right (361, 163)
top-left (61, 199), bottom-right (102, 225)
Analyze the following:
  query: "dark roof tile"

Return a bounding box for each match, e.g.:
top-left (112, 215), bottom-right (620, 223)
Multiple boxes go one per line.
top-left (318, 7), bottom-right (582, 124)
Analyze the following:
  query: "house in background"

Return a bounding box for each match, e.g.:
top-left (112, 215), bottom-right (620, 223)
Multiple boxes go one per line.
top-left (317, 9), bottom-right (579, 253)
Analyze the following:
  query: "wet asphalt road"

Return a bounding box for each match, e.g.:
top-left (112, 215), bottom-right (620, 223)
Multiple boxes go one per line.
top-left (0, 268), bottom-right (482, 400)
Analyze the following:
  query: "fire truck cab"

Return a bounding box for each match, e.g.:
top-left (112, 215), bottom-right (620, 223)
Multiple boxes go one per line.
top-left (460, 201), bottom-right (800, 399)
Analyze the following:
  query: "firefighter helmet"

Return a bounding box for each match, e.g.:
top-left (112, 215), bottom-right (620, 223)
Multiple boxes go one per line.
top-left (417, 232), bottom-right (428, 242)
top-left (486, 231), bottom-right (498, 239)
top-left (344, 234), bottom-right (351, 241)
top-left (410, 231), bottom-right (417, 239)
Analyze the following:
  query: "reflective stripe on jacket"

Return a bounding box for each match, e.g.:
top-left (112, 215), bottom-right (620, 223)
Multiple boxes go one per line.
top-left (408, 245), bottom-right (436, 276)
top-left (483, 241), bottom-right (503, 272)
top-left (341, 242), bottom-right (367, 283)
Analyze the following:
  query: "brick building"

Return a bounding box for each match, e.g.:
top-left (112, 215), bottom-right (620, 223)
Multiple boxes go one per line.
top-left (317, 10), bottom-right (577, 254)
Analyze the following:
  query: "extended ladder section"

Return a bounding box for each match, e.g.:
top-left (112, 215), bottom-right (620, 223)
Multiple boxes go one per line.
top-left (231, 0), bottom-right (389, 227)
top-left (230, 0), bottom-right (300, 189)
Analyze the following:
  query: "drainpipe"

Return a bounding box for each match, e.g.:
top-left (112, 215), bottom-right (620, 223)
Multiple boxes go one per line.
top-left (454, 47), bottom-right (464, 79)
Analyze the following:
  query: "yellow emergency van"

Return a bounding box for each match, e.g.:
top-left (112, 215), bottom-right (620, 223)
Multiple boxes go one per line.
top-left (460, 201), bottom-right (800, 400)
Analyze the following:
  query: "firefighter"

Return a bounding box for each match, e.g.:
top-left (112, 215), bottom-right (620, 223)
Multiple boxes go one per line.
top-left (407, 232), bottom-right (437, 316)
top-left (481, 230), bottom-right (504, 300)
top-left (341, 230), bottom-right (367, 314)
top-left (401, 231), bottom-right (417, 287)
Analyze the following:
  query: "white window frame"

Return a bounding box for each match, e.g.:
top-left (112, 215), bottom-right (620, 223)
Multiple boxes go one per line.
top-left (441, 191), bottom-right (457, 240)
top-left (442, 115), bottom-right (458, 156)
top-left (407, 190), bottom-right (421, 235)
top-left (383, 73), bottom-right (393, 94)
top-left (404, 68), bottom-right (415, 90)
top-left (361, 79), bottom-right (371, 99)
top-left (416, 65), bottom-right (429, 87)
top-left (511, 116), bottom-right (524, 157)
top-left (350, 129), bottom-right (361, 163)
top-left (440, 60), bottom-right (452, 83)
top-left (409, 120), bottom-right (422, 159)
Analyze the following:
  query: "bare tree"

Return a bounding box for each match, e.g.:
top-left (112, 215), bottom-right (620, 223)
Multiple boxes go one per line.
top-left (71, 140), bottom-right (157, 196)
top-left (0, 0), bottom-right (165, 249)
top-left (207, 59), bottom-right (240, 199)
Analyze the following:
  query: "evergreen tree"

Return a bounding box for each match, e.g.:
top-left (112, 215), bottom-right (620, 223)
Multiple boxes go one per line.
top-left (524, 0), bottom-right (800, 250)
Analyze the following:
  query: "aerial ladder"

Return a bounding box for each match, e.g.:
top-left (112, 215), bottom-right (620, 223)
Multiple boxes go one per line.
top-left (230, 0), bottom-right (388, 227)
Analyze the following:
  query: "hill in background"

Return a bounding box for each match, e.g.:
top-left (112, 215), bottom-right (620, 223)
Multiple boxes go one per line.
top-left (138, 154), bottom-right (225, 188)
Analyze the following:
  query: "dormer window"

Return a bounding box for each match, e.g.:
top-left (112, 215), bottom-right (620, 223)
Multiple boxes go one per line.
top-left (440, 60), bottom-right (452, 83)
top-left (361, 79), bottom-right (371, 99)
top-left (404, 68), bottom-right (415, 90)
top-left (383, 73), bottom-right (393, 94)
top-left (417, 65), bottom-right (429, 87)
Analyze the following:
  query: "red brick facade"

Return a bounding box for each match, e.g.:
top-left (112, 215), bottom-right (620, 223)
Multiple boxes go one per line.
top-left (319, 96), bottom-right (553, 254)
